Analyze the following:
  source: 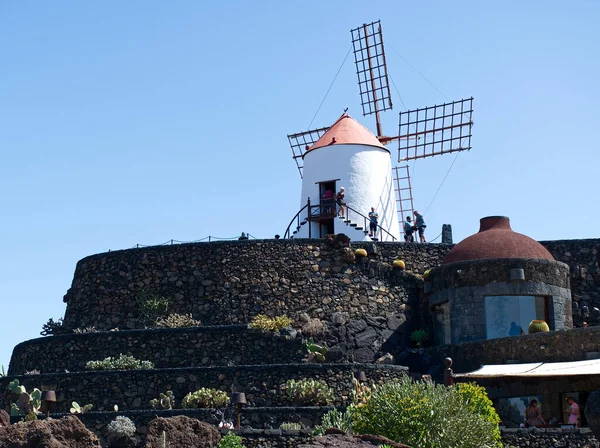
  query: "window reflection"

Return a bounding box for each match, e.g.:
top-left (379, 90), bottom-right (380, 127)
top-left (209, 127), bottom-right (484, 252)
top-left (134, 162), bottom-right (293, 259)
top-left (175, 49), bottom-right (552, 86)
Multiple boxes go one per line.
top-left (484, 296), bottom-right (547, 339)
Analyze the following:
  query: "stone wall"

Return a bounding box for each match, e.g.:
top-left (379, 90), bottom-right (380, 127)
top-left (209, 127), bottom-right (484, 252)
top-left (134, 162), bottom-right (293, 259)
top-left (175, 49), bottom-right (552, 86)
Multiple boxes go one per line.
top-left (8, 326), bottom-right (305, 375)
top-left (542, 239), bottom-right (600, 327)
top-left (501, 427), bottom-right (597, 447)
top-left (411, 326), bottom-right (600, 376)
top-left (0, 363), bottom-right (407, 413)
top-left (428, 258), bottom-right (572, 343)
top-left (61, 239), bottom-right (451, 331)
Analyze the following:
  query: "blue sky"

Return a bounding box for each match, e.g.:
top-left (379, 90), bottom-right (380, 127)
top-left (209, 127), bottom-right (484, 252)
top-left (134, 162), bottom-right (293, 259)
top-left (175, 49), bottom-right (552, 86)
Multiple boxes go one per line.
top-left (1, 1), bottom-right (599, 367)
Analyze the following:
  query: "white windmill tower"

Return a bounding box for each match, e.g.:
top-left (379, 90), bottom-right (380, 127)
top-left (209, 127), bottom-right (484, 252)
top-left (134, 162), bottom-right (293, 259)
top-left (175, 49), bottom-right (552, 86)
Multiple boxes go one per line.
top-left (284, 21), bottom-right (474, 242)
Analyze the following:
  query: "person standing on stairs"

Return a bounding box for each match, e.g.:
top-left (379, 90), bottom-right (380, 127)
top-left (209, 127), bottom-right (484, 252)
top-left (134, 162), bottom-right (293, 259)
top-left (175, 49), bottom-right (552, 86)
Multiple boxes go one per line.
top-left (414, 210), bottom-right (427, 243)
top-left (368, 207), bottom-right (379, 238)
top-left (336, 187), bottom-right (346, 218)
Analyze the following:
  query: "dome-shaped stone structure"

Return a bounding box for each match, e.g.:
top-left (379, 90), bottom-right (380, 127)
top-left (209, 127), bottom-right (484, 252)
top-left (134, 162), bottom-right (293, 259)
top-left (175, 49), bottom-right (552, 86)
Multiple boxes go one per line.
top-left (428, 216), bottom-right (572, 344)
top-left (443, 216), bottom-right (553, 264)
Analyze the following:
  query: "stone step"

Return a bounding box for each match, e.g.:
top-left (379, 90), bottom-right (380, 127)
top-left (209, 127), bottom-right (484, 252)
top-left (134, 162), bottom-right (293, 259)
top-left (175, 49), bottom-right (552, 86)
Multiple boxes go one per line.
top-left (0, 363), bottom-right (408, 413)
top-left (8, 326), bottom-right (305, 375)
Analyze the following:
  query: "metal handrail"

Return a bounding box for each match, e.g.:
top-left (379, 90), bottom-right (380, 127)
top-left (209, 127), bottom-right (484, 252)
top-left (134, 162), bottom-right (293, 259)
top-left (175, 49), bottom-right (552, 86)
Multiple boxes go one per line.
top-left (284, 199), bottom-right (397, 241)
top-left (344, 204), bottom-right (397, 241)
top-left (283, 201), bottom-right (310, 239)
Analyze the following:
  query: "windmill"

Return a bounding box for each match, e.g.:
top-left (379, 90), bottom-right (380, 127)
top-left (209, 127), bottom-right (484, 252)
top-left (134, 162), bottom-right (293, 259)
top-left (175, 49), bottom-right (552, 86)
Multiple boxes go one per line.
top-left (287, 20), bottom-right (474, 230)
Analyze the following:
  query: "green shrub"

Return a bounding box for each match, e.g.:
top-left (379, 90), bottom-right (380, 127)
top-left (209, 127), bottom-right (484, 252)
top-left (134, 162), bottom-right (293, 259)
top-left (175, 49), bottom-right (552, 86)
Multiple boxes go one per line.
top-left (284, 379), bottom-right (333, 405)
top-left (409, 329), bottom-right (428, 347)
top-left (312, 408), bottom-right (353, 435)
top-left (156, 313), bottom-right (201, 328)
top-left (73, 326), bottom-right (98, 334)
top-left (150, 391), bottom-right (175, 410)
top-left (181, 388), bottom-right (229, 409)
top-left (351, 376), bottom-right (501, 448)
top-left (40, 318), bottom-right (66, 336)
top-left (218, 432), bottom-right (245, 448)
top-left (85, 354), bottom-right (154, 371)
top-left (280, 422), bottom-right (302, 430)
top-left (456, 382), bottom-right (501, 444)
top-left (249, 314), bottom-right (294, 331)
top-left (135, 289), bottom-right (170, 326)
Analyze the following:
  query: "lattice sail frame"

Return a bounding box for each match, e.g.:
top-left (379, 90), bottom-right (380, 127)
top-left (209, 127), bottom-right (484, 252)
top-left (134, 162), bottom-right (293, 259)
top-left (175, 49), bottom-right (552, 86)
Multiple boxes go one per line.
top-left (393, 165), bottom-right (415, 227)
top-left (287, 127), bottom-right (330, 178)
top-left (351, 21), bottom-right (393, 118)
top-left (398, 97), bottom-right (474, 162)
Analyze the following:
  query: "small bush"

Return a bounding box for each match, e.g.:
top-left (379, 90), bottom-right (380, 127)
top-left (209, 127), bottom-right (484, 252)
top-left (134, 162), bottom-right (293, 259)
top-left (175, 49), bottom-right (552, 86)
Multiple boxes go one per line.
top-left (302, 318), bottom-right (325, 336)
top-left (40, 318), bottom-right (66, 336)
top-left (456, 382), bottom-right (501, 444)
top-left (135, 289), bottom-right (170, 326)
top-left (351, 376), bottom-right (501, 448)
top-left (156, 313), bottom-right (201, 328)
top-left (106, 416), bottom-right (136, 442)
top-left (73, 326), bottom-right (98, 334)
top-left (409, 329), bottom-right (428, 347)
top-left (313, 408), bottom-right (353, 435)
top-left (182, 388), bottom-right (229, 409)
top-left (249, 314), bottom-right (293, 331)
top-left (150, 391), bottom-right (175, 410)
top-left (85, 354), bottom-right (154, 371)
top-left (285, 379), bottom-right (333, 405)
top-left (217, 432), bottom-right (245, 448)
top-left (280, 422), bottom-right (302, 430)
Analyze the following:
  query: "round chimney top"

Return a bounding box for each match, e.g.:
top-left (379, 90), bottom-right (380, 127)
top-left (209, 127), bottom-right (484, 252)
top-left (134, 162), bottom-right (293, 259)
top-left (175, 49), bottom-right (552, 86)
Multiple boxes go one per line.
top-left (442, 216), bottom-right (554, 264)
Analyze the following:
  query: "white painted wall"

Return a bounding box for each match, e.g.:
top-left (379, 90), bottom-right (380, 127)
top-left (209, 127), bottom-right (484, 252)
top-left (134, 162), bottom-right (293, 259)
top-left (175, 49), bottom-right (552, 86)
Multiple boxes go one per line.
top-left (293, 143), bottom-right (400, 241)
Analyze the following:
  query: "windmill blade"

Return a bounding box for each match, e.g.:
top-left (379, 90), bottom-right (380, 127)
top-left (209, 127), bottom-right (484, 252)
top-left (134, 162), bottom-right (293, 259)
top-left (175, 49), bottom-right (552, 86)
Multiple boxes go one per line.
top-left (396, 97), bottom-right (474, 162)
top-left (351, 20), bottom-right (393, 136)
top-left (287, 127), bottom-right (330, 178)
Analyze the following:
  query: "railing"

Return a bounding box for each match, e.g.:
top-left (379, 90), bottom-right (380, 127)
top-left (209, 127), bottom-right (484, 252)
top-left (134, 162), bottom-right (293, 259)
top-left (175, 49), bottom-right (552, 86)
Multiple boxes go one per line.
top-left (283, 201), bottom-right (311, 239)
top-left (344, 204), bottom-right (397, 242)
top-left (283, 198), bottom-right (397, 241)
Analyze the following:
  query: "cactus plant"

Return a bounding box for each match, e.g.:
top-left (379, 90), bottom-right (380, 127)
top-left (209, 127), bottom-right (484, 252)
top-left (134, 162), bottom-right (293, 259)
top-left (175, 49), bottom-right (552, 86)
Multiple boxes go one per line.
top-left (528, 320), bottom-right (550, 334)
top-left (306, 338), bottom-right (328, 362)
top-left (70, 401), bottom-right (93, 414)
top-left (393, 259), bottom-right (406, 270)
top-left (8, 379), bottom-right (26, 395)
top-left (151, 391), bottom-right (175, 409)
top-left (410, 329), bottom-right (428, 347)
top-left (354, 248), bottom-right (368, 258)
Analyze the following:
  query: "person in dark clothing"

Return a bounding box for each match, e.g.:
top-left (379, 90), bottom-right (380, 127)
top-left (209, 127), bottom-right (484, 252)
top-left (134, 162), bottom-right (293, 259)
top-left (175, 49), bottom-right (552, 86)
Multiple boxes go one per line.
top-left (336, 187), bottom-right (346, 218)
top-left (414, 210), bottom-right (426, 243)
top-left (368, 207), bottom-right (379, 237)
top-left (404, 216), bottom-right (414, 242)
top-left (238, 232), bottom-right (248, 240)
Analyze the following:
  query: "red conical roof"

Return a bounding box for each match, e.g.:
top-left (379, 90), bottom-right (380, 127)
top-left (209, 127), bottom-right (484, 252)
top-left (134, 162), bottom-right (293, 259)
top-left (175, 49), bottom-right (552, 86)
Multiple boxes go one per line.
top-left (307, 114), bottom-right (387, 152)
top-left (443, 216), bottom-right (554, 264)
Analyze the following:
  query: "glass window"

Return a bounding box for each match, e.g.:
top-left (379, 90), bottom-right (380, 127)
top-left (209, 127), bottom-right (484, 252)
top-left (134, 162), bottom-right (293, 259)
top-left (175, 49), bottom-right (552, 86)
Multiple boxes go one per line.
top-left (484, 296), bottom-right (547, 340)
top-left (433, 302), bottom-right (451, 345)
top-left (496, 396), bottom-right (543, 428)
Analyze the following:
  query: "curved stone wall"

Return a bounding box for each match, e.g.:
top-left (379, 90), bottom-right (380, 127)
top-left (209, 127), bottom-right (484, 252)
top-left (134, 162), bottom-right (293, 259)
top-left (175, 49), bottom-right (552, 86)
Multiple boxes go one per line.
top-left (61, 239), bottom-right (451, 331)
top-left (0, 363), bottom-right (407, 412)
top-left (428, 258), bottom-right (572, 343)
top-left (8, 326), bottom-right (305, 375)
top-left (428, 258), bottom-right (570, 291)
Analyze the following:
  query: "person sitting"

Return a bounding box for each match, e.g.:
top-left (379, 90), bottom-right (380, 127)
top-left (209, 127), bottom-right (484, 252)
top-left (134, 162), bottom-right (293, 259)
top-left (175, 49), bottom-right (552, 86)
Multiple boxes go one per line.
top-left (404, 216), bottom-right (414, 242)
top-left (238, 232), bottom-right (248, 240)
top-left (322, 189), bottom-right (334, 215)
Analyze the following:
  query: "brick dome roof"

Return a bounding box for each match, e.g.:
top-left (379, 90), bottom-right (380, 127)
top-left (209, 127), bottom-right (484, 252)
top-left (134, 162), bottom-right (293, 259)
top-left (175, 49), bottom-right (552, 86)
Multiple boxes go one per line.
top-left (443, 216), bottom-right (554, 264)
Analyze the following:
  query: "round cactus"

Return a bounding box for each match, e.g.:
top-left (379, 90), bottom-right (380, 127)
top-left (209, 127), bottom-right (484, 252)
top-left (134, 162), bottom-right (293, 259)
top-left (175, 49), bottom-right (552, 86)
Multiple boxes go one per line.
top-left (528, 320), bottom-right (549, 334)
top-left (424, 269), bottom-right (431, 280)
top-left (393, 260), bottom-right (406, 270)
top-left (355, 248), bottom-right (368, 258)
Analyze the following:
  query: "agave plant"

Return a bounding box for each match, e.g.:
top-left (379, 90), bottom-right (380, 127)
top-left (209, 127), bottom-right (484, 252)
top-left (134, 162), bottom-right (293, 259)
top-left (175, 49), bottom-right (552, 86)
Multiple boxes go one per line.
top-left (410, 329), bottom-right (428, 347)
